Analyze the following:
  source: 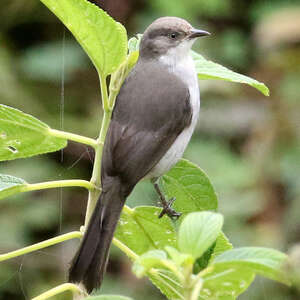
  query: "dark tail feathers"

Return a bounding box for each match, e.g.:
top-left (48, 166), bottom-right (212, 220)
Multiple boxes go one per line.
top-left (69, 177), bottom-right (125, 293)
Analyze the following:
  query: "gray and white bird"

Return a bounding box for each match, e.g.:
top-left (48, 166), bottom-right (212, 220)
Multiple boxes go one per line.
top-left (69, 16), bottom-right (210, 293)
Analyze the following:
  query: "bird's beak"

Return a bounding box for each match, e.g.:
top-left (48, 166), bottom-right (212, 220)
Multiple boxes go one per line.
top-left (189, 28), bottom-right (211, 39)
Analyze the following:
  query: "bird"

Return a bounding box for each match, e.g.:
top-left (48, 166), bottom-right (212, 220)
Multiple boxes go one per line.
top-left (69, 16), bottom-right (210, 294)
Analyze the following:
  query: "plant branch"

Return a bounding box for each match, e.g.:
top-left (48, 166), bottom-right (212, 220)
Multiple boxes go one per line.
top-left (23, 180), bottom-right (95, 193)
top-left (160, 260), bottom-right (185, 283)
top-left (32, 283), bottom-right (86, 300)
top-left (112, 237), bottom-right (139, 261)
top-left (0, 231), bottom-right (82, 262)
top-left (191, 278), bottom-right (203, 300)
top-left (48, 128), bottom-right (98, 148)
top-left (84, 74), bottom-right (112, 228)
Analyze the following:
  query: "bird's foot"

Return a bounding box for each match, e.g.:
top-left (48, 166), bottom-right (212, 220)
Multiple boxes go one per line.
top-left (158, 197), bottom-right (182, 220)
top-left (152, 179), bottom-right (182, 220)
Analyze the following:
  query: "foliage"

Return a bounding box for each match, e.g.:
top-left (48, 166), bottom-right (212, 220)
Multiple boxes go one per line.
top-left (0, 105), bottom-right (67, 161)
top-left (0, 1), bottom-right (293, 300)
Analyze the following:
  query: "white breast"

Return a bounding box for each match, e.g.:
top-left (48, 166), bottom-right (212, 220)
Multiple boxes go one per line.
top-left (146, 46), bottom-right (200, 179)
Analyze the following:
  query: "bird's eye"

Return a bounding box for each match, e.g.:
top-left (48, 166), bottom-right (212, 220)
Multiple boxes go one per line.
top-left (170, 32), bottom-right (177, 39)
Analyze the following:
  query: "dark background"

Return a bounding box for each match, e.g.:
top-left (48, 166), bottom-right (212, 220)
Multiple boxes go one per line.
top-left (0, 0), bottom-right (299, 299)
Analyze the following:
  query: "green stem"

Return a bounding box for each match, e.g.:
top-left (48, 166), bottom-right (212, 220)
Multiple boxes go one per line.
top-left (191, 278), bottom-right (203, 300)
top-left (84, 74), bottom-right (112, 228)
top-left (183, 263), bottom-right (194, 299)
top-left (48, 128), bottom-right (98, 148)
top-left (32, 283), bottom-right (86, 300)
top-left (160, 260), bottom-right (185, 283)
top-left (192, 266), bottom-right (214, 285)
top-left (112, 237), bottom-right (138, 261)
top-left (0, 231), bottom-right (82, 262)
top-left (184, 266), bottom-right (213, 300)
top-left (24, 180), bottom-right (95, 192)
top-left (0, 180), bottom-right (94, 201)
top-left (100, 74), bottom-right (110, 113)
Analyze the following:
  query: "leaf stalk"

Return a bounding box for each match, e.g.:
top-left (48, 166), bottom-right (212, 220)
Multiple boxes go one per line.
top-left (31, 283), bottom-right (87, 300)
top-left (48, 128), bottom-right (98, 148)
top-left (0, 231), bottom-right (82, 262)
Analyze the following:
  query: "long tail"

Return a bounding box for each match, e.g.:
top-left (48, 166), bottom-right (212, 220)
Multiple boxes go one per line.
top-left (69, 177), bottom-right (125, 293)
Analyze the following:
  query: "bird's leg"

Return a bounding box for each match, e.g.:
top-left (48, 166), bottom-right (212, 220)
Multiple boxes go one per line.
top-left (151, 178), bottom-right (181, 219)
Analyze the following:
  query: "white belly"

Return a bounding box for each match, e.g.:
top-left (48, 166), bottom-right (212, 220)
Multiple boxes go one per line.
top-left (146, 54), bottom-right (200, 179)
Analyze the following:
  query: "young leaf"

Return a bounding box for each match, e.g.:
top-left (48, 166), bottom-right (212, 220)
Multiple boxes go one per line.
top-left (85, 296), bottom-right (133, 300)
top-left (0, 174), bottom-right (27, 200)
top-left (213, 247), bottom-right (290, 285)
top-left (159, 159), bottom-right (218, 214)
top-left (178, 212), bottom-right (223, 260)
top-left (0, 105), bottom-right (66, 161)
top-left (128, 34), bottom-right (142, 53)
top-left (201, 263), bottom-right (255, 299)
top-left (40, 0), bottom-right (127, 76)
top-left (109, 51), bottom-right (139, 100)
top-left (126, 35), bottom-right (269, 96)
top-left (165, 246), bottom-right (193, 267)
top-left (132, 250), bottom-right (168, 277)
top-left (115, 206), bottom-right (176, 255)
top-left (191, 51), bottom-right (269, 96)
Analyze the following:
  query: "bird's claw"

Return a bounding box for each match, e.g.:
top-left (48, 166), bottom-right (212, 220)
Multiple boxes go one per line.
top-left (158, 197), bottom-right (182, 220)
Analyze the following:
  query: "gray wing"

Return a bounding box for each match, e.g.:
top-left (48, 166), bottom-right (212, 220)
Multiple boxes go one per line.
top-left (101, 61), bottom-right (193, 194)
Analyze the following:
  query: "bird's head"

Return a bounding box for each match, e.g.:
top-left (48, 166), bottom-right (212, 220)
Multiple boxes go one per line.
top-left (140, 17), bottom-right (210, 60)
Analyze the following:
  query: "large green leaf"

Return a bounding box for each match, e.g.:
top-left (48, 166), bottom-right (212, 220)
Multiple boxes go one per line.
top-left (201, 263), bottom-right (255, 299)
top-left (160, 159), bottom-right (218, 214)
top-left (127, 36), bottom-right (269, 96)
top-left (0, 174), bottom-right (27, 200)
top-left (0, 105), bottom-right (66, 161)
top-left (40, 0), bottom-right (127, 76)
top-left (115, 206), bottom-right (176, 256)
top-left (202, 246), bottom-right (289, 299)
top-left (192, 51), bottom-right (269, 96)
top-left (178, 212), bottom-right (223, 260)
top-left (213, 247), bottom-right (290, 285)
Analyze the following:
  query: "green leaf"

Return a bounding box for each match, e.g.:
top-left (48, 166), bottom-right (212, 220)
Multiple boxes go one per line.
top-left (160, 159), bottom-right (218, 214)
top-left (0, 105), bottom-right (67, 161)
top-left (213, 247), bottom-right (290, 285)
top-left (109, 51), bottom-right (139, 99)
top-left (192, 51), bottom-right (269, 96)
top-left (126, 35), bottom-right (269, 96)
top-left (0, 174), bottom-right (27, 200)
top-left (115, 206), bottom-right (176, 255)
top-left (148, 269), bottom-right (183, 300)
top-left (178, 212), bottom-right (223, 260)
top-left (133, 250), bottom-right (168, 277)
top-left (195, 231), bottom-right (233, 273)
top-left (128, 34), bottom-right (142, 53)
top-left (165, 246), bottom-right (193, 267)
top-left (210, 232), bottom-right (233, 262)
top-left (201, 264), bottom-right (255, 299)
top-left (40, 0), bottom-right (127, 76)
top-left (85, 296), bottom-right (133, 300)
top-left (194, 242), bottom-right (216, 273)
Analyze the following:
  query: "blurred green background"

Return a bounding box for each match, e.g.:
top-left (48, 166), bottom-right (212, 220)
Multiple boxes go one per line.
top-left (0, 0), bottom-right (300, 299)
